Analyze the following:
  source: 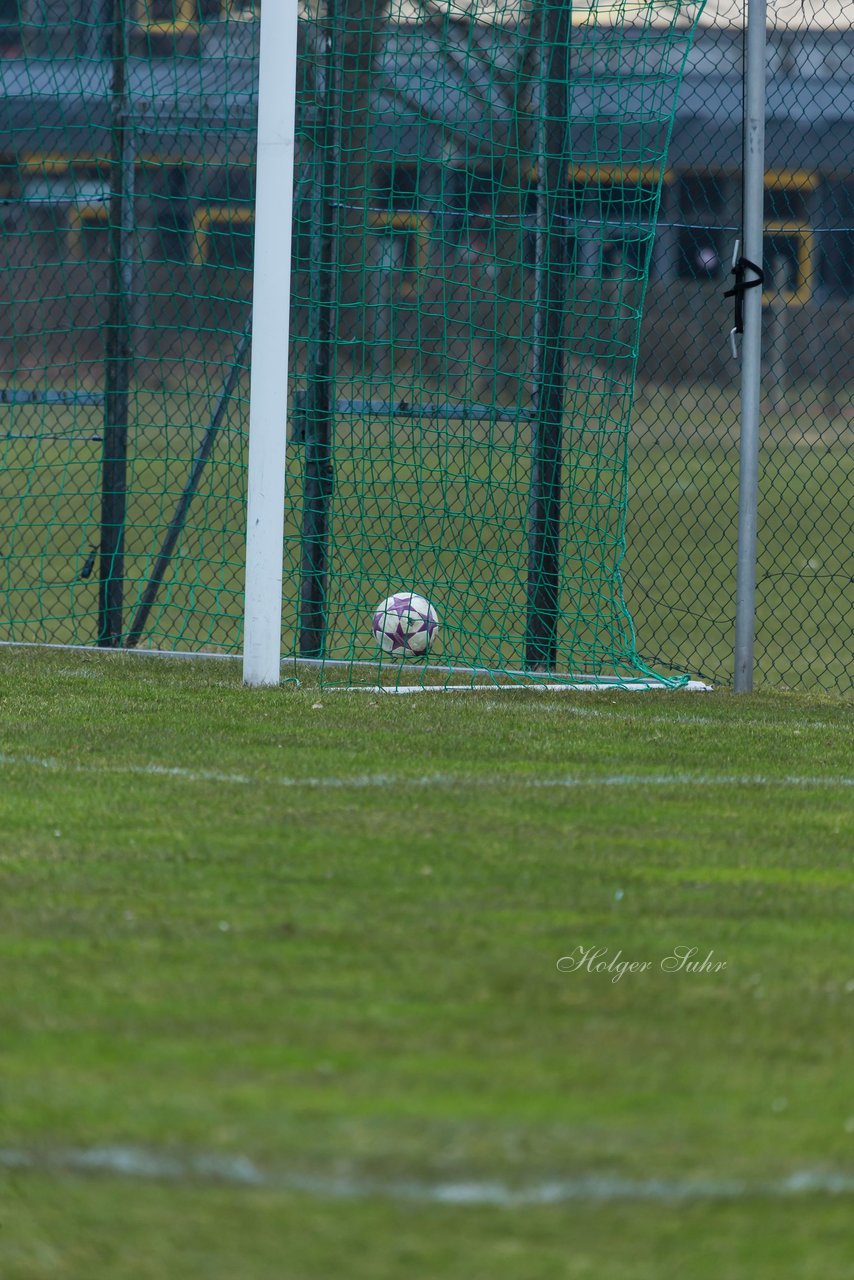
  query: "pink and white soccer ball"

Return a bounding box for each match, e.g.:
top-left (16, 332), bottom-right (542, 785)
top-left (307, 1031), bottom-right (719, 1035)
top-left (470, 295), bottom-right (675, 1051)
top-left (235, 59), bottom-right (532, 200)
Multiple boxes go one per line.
top-left (372, 591), bottom-right (439, 658)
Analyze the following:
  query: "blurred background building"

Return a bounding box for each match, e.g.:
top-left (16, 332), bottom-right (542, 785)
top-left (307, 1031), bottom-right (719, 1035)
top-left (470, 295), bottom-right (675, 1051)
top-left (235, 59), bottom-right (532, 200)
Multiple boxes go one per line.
top-left (0, 2), bottom-right (852, 385)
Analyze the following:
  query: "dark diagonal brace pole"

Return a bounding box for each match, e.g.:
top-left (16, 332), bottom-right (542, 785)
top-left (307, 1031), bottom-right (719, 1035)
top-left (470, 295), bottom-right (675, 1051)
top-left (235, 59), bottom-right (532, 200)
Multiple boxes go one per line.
top-left (124, 322), bottom-right (253, 649)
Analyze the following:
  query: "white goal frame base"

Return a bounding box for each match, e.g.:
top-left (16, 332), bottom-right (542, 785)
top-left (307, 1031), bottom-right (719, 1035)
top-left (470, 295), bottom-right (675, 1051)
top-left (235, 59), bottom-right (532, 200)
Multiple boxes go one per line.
top-left (330, 680), bottom-right (713, 694)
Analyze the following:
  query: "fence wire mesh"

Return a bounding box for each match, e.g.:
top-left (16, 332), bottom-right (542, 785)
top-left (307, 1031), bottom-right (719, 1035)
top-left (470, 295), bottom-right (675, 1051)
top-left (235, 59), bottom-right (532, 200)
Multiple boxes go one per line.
top-left (0, 1), bottom-right (851, 691)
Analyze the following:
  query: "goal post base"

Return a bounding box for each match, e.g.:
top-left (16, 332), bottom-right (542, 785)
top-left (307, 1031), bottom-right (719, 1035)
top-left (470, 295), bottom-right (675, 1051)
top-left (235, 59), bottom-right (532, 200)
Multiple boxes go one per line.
top-left (327, 680), bottom-right (714, 694)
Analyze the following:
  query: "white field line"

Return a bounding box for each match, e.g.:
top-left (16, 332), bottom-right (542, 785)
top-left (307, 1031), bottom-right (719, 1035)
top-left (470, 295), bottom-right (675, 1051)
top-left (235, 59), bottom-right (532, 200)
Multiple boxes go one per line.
top-left (0, 752), bottom-right (851, 792)
top-left (1, 1146), bottom-right (853, 1205)
top-left (0, 639), bottom-right (239, 662)
top-left (0, 752), bottom-right (254, 787)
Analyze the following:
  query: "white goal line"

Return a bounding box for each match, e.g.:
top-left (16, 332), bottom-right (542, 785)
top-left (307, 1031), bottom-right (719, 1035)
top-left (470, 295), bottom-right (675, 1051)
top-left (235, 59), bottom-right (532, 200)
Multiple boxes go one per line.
top-left (0, 642), bottom-right (712, 691)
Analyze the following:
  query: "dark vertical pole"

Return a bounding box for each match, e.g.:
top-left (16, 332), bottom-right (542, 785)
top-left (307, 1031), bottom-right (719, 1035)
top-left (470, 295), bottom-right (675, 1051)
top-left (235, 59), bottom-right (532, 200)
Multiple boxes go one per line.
top-left (525, 0), bottom-right (571, 672)
top-left (99, 0), bottom-right (133, 646)
top-left (299, 2), bottom-right (339, 657)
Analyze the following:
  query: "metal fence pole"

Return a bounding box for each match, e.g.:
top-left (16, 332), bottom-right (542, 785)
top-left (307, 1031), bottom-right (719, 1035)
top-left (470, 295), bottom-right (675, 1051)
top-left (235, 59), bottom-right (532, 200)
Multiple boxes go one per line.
top-left (525, 0), bottom-right (572, 673)
top-left (299, 2), bottom-right (340, 659)
top-left (98, 0), bottom-right (134, 646)
top-left (733, 0), bottom-right (767, 692)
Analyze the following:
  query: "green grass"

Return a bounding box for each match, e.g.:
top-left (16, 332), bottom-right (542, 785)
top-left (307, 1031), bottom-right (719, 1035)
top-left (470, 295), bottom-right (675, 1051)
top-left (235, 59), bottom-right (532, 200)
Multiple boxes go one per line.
top-left (4, 1177), bottom-right (854, 1280)
top-left (1, 382), bottom-right (852, 690)
top-left (0, 648), bottom-right (852, 1277)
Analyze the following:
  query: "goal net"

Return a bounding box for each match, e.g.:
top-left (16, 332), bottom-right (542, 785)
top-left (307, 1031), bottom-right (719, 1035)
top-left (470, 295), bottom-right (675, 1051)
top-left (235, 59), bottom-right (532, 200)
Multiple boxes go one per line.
top-left (0, 1), bottom-right (706, 688)
top-left (282, 0), bottom-right (707, 687)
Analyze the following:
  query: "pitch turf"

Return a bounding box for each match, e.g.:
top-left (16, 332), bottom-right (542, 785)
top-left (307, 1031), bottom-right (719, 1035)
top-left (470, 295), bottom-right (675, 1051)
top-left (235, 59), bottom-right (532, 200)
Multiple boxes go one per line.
top-left (0, 648), bottom-right (852, 1278)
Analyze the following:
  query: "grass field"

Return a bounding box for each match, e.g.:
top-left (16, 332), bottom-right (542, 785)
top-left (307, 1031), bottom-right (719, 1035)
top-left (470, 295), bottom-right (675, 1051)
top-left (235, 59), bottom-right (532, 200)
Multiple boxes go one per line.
top-left (2, 381), bottom-right (852, 690)
top-left (1, 647), bottom-right (852, 1278)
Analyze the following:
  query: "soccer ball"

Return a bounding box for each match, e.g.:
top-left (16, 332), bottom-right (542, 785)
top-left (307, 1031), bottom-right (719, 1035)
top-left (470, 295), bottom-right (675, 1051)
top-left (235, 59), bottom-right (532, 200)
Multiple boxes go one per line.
top-left (372, 591), bottom-right (439, 658)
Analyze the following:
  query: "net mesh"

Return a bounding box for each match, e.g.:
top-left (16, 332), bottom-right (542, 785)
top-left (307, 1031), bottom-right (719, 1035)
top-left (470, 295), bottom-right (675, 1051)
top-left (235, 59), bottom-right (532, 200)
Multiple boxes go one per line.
top-left (288, 0), bottom-right (706, 686)
top-left (1, 2), bottom-right (851, 691)
top-left (0, 9), bottom-right (255, 654)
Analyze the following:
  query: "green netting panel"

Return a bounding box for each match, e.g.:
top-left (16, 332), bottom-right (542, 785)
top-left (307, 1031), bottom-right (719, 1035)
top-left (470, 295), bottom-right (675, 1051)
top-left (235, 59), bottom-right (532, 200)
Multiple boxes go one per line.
top-left (624, 5), bottom-right (854, 695)
top-left (0, 8), bottom-right (254, 654)
top-left (288, 0), bottom-right (707, 688)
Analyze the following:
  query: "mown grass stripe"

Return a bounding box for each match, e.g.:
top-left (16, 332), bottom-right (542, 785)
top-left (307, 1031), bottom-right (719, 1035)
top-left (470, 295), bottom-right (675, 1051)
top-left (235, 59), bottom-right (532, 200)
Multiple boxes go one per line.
top-left (0, 752), bottom-right (851, 790)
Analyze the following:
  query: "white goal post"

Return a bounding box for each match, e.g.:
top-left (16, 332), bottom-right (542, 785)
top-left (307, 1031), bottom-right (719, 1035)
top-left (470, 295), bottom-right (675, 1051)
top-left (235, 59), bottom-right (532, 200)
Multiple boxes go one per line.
top-left (242, 0), bottom-right (300, 687)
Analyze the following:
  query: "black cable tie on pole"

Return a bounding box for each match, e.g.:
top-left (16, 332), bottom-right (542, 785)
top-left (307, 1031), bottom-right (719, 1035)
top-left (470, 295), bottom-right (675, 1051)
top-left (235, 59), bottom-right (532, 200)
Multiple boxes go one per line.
top-left (79, 546), bottom-right (98, 581)
top-left (725, 239), bottom-right (764, 358)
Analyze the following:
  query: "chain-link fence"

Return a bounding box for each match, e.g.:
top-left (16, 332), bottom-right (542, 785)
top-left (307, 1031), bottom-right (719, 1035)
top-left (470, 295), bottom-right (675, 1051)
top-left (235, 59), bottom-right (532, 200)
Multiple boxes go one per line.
top-left (626, 2), bottom-right (854, 693)
top-left (0, 2), bottom-right (851, 691)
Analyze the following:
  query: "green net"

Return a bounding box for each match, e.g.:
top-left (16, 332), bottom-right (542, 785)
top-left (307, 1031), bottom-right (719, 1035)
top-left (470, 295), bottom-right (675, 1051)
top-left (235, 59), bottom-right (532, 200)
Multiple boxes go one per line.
top-left (7, 4), bottom-right (848, 693)
top-left (288, 0), bottom-right (707, 686)
top-left (0, 7), bottom-right (255, 654)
